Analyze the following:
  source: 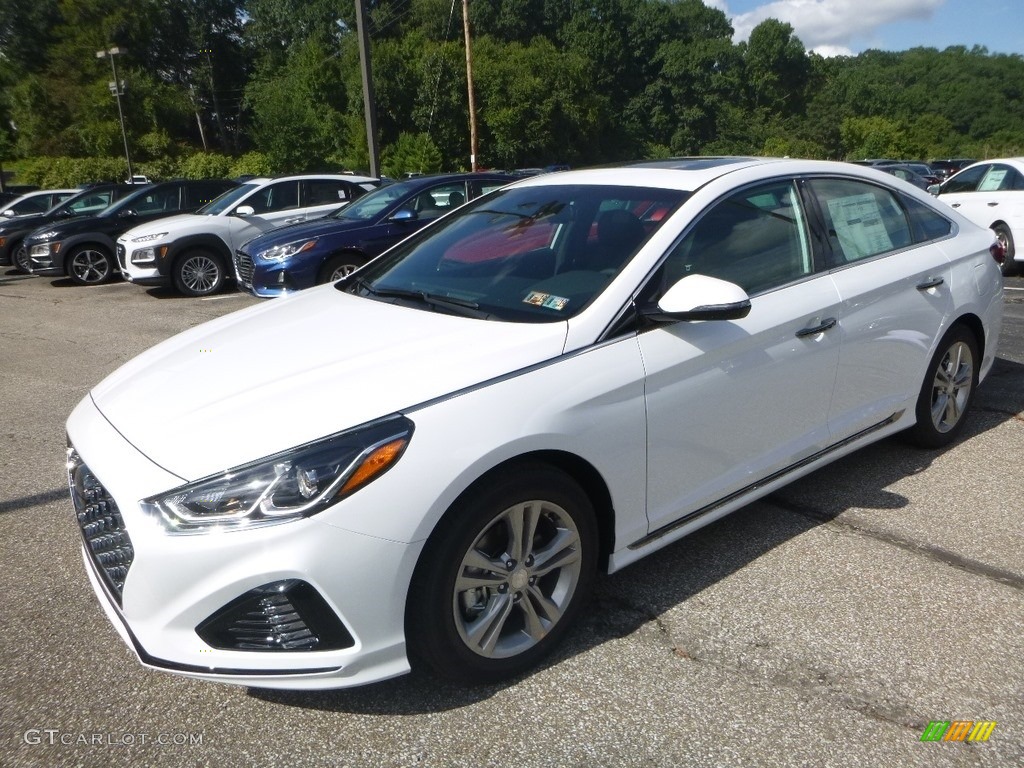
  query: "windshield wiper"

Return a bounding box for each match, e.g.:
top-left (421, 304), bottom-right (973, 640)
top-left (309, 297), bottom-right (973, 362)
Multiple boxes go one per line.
top-left (350, 279), bottom-right (491, 319)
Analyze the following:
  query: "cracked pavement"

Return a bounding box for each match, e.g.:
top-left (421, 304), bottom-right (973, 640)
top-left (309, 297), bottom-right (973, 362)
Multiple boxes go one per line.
top-left (1, 272), bottom-right (1022, 767)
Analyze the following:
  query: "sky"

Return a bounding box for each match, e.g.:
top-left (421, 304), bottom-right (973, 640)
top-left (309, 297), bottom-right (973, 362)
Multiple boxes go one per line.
top-left (702, 0), bottom-right (1024, 57)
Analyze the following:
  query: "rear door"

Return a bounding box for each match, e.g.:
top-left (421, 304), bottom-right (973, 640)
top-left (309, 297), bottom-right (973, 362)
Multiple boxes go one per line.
top-left (299, 178), bottom-right (364, 219)
top-left (226, 180), bottom-right (302, 250)
top-left (806, 177), bottom-right (954, 439)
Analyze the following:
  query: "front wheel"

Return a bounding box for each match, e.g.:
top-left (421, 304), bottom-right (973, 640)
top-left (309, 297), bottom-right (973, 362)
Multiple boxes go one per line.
top-left (67, 245), bottom-right (114, 285)
top-left (407, 464), bottom-right (597, 683)
top-left (173, 250), bottom-right (225, 296)
top-left (993, 224), bottom-right (1018, 276)
top-left (12, 242), bottom-right (31, 273)
top-left (319, 253), bottom-right (366, 284)
top-left (905, 324), bottom-right (979, 448)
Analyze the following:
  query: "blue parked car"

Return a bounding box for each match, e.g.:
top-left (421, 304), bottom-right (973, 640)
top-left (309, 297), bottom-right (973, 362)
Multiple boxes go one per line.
top-left (234, 173), bottom-right (515, 297)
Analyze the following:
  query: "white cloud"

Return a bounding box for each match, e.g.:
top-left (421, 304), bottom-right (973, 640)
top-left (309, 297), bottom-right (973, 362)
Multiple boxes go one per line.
top-left (709, 0), bottom-right (945, 56)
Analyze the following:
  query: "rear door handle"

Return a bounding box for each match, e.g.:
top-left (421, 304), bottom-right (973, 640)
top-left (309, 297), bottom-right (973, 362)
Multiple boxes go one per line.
top-left (987, 201), bottom-right (999, 207)
top-left (917, 276), bottom-right (944, 290)
top-left (951, 203), bottom-right (961, 208)
top-left (796, 317), bottom-right (837, 337)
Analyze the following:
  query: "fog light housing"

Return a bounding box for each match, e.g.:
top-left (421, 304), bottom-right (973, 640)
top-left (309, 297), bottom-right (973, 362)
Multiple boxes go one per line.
top-left (196, 580), bottom-right (354, 651)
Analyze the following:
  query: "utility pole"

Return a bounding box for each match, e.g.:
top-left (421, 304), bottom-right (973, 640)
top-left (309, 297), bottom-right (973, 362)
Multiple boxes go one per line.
top-left (200, 48), bottom-right (228, 151)
top-left (462, 0), bottom-right (478, 171)
top-left (355, 0), bottom-right (380, 177)
top-left (96, 47), bottom-right (134, 181)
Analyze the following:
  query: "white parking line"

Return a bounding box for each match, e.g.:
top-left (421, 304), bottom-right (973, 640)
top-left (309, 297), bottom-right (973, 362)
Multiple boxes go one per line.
top-left (1005, 286), bottom-right (1024, 291)
top-left (201, 293), bottom-right (246, 301)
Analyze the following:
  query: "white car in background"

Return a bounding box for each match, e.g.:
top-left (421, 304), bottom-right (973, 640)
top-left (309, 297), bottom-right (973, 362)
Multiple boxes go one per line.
top-left (932, 157), bottom-right (1024, 275)
top-left (68, 158), bottom-right (1002, 690)
top-left (1, 188), bottom-right (79, 217)
top-left (117, 174), bottom-right (378, 295)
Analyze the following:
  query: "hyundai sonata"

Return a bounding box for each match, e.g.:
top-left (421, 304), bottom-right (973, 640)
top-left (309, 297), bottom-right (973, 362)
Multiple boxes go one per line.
top-left (67, 158), bottom-right (1003, 689)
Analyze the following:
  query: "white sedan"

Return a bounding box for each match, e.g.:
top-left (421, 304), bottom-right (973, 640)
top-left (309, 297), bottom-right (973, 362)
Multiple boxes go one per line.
top-left (932, 156), bottom-right (1024, 275)
top-left (67, 158), bottom-right (1003, 690)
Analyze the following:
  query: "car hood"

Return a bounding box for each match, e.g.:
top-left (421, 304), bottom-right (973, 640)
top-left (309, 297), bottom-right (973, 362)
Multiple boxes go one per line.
top-left (242, 215), bottom-right (374, 252)
top-left (90, 284), bottom-right (569, 481)
top-left (23, 214), bottom-right (109, 241)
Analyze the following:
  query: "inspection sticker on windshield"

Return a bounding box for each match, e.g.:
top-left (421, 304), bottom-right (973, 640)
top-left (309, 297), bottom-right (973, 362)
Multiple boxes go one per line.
top-left (524, 291), bottom-right (569, 311)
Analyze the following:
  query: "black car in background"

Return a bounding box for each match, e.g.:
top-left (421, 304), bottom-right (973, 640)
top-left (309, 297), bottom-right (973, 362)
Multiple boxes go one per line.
top-left (0, 183), bottom-right (138, 272)
top-left (234, 173), bottom-right (516, 297)
top-left (25, 179), bottom-right (238, 285)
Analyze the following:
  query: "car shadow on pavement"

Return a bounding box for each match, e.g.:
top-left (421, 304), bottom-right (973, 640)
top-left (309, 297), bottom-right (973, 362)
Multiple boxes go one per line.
top-left (249, 357), bottom-right (1024, 715)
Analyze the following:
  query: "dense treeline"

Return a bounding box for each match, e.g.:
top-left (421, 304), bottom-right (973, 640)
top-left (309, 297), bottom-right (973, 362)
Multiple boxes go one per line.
top-left (1, 0), bottom-right (1023, 184)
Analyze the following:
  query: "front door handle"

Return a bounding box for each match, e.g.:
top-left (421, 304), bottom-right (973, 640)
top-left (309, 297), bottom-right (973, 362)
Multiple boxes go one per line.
top-left (951, 203), bottom-right (961, 208)
top-left (987, 201), bottom-right (999, 207)
top-left (796, 317), bottom-right (837, 337)
top-left (917, 276), bottom-right (945, 290)
top-left (284, 216), bottom-right (305, 224)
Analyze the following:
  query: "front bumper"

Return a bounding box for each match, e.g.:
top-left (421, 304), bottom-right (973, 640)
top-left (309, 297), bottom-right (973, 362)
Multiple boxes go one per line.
top-left (234, 248), bottom-right (301, 298)
top-left (117, 243), bottom-right (167, 285)
top-left (26, 242), bottom-right (65, 275)
top-left (67, 396), bottom-right (419, 689)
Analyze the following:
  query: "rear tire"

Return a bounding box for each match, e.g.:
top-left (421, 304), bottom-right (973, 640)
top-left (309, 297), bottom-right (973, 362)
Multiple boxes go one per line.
top-left (994, 224), bottom-right (1018, 276)
top-left (905, 324), bottom-right (979, 448)
top-left (406, 463), bottom-right (597, 684)
top-left (173, 249), bottom-right (225, 296)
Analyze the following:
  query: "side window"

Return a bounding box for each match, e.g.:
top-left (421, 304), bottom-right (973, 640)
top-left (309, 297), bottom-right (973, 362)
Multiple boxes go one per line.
top-left (473, 180), bottom-right (509, 199)
top-left (304, 180), bottom-right (354, 207)
top-left (978, 164), bottom-right (1024, 191)
top-left (809, 178), bottom-right (913, 264)
top-left (662, 181), bottom-right (812, 295)
top-left (13, 197), bottom-right (49, 214)
top-left (68, 192), bottom-right (113, 215)
top-left (133, 186), bottom-right (181, 214)
top-left (941, 165), bottom-right (987, 194)
top-left (247, 181), bottom-right (299, 213)
top-left (414, 182), bottom-right (468, 221)
top-left (901, 195), bottom-right (953, 243)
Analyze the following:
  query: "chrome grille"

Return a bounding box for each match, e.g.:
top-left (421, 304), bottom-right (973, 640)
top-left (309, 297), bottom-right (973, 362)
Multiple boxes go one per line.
top-left (67, 445), bottom-right (133, 606)
top-left (234, 249), bottom-right (254, 287)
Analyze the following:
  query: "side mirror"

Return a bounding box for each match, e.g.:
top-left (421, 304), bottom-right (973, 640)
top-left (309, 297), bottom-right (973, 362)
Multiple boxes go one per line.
top-left (57, 209), bottom-right (73, 217)
top-left (642, 274), bottom-right (752, 323)
top-left (234, 205), bottom-right (255, 217)
top-left (926, 184), bottom-right (940, 196)
top-left (391, 208), bottom-right (417, 222)
top-left (119, 208), bottom-right (138, 218)
top-left (2, 209), bottom-right (14, 217)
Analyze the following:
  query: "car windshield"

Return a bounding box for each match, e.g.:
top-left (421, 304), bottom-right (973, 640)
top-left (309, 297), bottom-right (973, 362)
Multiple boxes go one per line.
top-left (198, 183), bottom-right (260, 215)
top-left (329, 183), bottom-right (413, 221)
top-left (344, 184), bottom-right (687, 322)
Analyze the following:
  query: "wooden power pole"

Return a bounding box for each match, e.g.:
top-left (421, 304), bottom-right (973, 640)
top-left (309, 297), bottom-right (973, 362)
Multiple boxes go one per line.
top-left (462, 0), bottom-right (478, 171)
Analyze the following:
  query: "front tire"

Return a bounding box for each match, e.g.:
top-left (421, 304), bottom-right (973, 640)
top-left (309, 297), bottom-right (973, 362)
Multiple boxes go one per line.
top-left (173, 249), bottom-right (225, 296)
top-left (12, 242), bottom-right (31, 273)
top-left (67, 245), bottom-right (114, 285)
top-left (319, 253), bottom-right (366, 284)
top-left (905, 324), bottom-right (979, 448)
top-left (994, 223), bottom-right (1018, 276)
top-left (407, 463), bottom-right (597, 684)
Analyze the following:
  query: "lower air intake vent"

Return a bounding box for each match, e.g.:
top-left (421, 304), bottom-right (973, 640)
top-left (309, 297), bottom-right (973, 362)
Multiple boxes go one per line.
top-left (197, 580), bottom-right (354, 652)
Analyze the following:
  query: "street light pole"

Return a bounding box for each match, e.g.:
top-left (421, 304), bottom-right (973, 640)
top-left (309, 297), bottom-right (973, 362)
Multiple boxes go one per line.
top-left (96, 47), bottom-right (134, 181)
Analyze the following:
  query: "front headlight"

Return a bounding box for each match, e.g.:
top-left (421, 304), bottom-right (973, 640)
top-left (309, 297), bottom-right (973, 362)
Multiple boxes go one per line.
top-left (141, 416), bottom-right (413, 534)
top-left (32, 230), bottom-right (60, 241)
top-left (131, 231), bottom-right (168, 243)
top-left (257, 239), bottom-right (318, 262)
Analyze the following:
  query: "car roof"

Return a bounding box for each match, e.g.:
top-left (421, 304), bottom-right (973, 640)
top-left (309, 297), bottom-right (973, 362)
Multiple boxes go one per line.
top-left (239, 174), bottom-right (379, 186)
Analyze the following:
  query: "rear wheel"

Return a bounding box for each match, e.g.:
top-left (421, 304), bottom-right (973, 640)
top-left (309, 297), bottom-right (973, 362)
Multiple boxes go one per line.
top-left (407, 463), bottom-right (597, 683)
top-left (319, 253), bottom-right (366, 284)
top-left (67, 245), bottom-right (114, 285)
top-left (905, 324), bottom-right (979, 448)
top-left (994, 224), bottom-right (1018, 276)
top-left (173, 249), bottom-right (225, 296)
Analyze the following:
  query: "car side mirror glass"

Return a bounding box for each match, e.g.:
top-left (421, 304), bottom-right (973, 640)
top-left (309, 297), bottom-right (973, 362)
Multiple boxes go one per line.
top-left (119, 208), bottom-right (138, 218)
top-left (391, 208), bottom-right (417, 222)
top-left (643, 274), bottom-right (752, 322)
top-left (2, 209), bottom-right (14, 217)
top-left (926, 184), bottom-right (940, 196)
top-left (234, 205), bottom-right (255, 217)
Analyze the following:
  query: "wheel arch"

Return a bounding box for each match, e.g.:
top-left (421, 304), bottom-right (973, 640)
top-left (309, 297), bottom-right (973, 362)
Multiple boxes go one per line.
top-left (61, 237), bottom-right (116, 274)
top-left (320, 248), bottom-right (369, 282)
top-left (952, 312), bottom-right (986, 366)
top-left (164, 234), bottom-right (232, 276)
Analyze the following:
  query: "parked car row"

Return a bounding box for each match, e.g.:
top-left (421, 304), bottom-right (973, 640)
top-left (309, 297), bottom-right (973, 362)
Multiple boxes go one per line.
top-left (5, 171), bottom-right (517, 298)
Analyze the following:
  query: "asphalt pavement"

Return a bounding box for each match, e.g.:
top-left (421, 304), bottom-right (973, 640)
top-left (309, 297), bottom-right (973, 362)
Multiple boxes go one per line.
top-left (1, 272), bottom-right (1022, 768)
